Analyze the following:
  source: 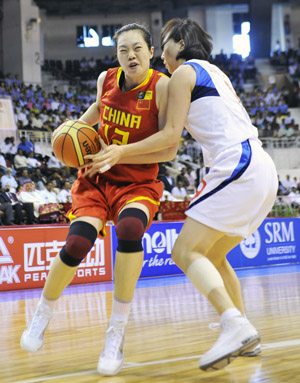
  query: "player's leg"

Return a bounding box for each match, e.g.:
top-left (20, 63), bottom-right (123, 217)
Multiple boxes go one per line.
top-left (98, 202), bottom-right (149, 376)
top-left (206, 235), bottom-right (245, 314)
top-left (171, 217), bottom-right (259, 371)
top-left (21, 216), bottom-right (103, 352)
top-left (205, 235), bottom-right (261, 357)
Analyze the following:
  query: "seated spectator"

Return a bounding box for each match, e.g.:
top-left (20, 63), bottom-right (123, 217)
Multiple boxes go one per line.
top-left (31, 168), bottom-right (47, 190)
top-left (27, 151), bottom-right (41, 171)
top-left (17, 106), bottom-right (28, 127)
top-left (186, 166), bottom-right (196, 194)
top-left (0, 149), bottom-right (7, 173)
top-left (57, 181), bottom-right (72, 203)
top-left (171, 180), bottom-right (188, 201)
top-left (282, 174), bottom-right (297, 193)
top-left (0, 185), bottom-right (35, 224)
top-left (1, 167), bottom-right (18, 192)
top-left (176, 167), bottom-right (189, 188)
top-left (14, 148), bottom-right (28, 172)
top-left (40, 181), bottom-right (58, 203)
top-left (31, 112), bottom-right (44, 130)
top-left (0, 199), bottom-right (14, 225)
top-left (17, 182), bottom-right (46, 218)
top-left (46, 152), bottom-right (63, 174)
top-left (287, 186), bottom-right (300, 210)
top-left (157, 164), bottom-right (175, 193)
top-left (17, 136), bottom-right (34, 155)
top-left (18, 169), bottom-right (32, 186)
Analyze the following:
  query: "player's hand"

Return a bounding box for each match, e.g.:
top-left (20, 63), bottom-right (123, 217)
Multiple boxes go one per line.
top-left (82, 141), bottom-right (124, 177)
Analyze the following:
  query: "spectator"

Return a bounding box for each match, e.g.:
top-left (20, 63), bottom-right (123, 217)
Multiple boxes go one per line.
top-left (171, 180), bottom-right (188, 201)
top-left (19, 169), bottom-right (32, 186)
top-left (31, 168), bottom-right (47, 190)
top-left (1, 167), bottom-right (18, 192)
top-left (46, 152), bottom-right (63, 173)
top-left (40, 182), bottom-right (58, 203)
top-left (0, 185), bottom-right (35, 224)
top-left (14, 149), bottom-right (28, 172)
top-left (0, 199), bottom-right (15, 225)
top-left (57, 181), bottom-right (72, 203)
top-left (27, 151), bottom-right (41, 171)
top-left (176, 167), bottom-right (189, 188)
top-left (0, 149), bottom-right (7, 172)
top-left (17, 182), bottom-right (46, 218)
top-left (157, 164), bottom-right (175, 193)
top-left (17, 136), bottom-right (34, 155)
top-left (282, 174), bottom-right (297, 192)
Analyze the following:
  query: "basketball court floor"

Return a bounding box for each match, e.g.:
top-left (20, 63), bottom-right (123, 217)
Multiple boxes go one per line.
top-left (1, 264), bottom-right (300, 383)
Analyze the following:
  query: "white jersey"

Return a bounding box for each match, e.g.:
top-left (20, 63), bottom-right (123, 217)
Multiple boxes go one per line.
top-left (183, 59), bottom-right (259, 167)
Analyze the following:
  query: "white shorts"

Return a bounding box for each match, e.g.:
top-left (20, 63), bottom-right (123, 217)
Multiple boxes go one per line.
top-left (186, 139), bottom-right (278, 238)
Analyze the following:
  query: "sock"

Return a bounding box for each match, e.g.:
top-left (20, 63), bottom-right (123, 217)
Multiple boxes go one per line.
top-left (221, 307), bottom-right (242, 320)
top-left (40, 294), bottom-right (58, 311)
top-left (110, 297), bottom-right (131, 325)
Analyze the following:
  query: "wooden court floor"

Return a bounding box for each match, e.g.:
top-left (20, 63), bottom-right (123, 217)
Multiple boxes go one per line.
top-left (1, 265), bottom-right (300, 383)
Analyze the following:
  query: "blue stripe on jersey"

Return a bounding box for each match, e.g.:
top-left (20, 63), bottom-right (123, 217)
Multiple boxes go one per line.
top-left (183, 61), bottom-right (220, 102)
top-left (188, 140), bottom-right (252, 210)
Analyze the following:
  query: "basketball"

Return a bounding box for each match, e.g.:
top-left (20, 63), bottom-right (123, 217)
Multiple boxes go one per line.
top-left (51, 120), bottom-right (101, 167)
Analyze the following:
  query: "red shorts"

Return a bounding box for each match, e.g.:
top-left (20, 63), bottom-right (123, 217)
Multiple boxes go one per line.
top-left (69, 172), bottom-right (163, 232)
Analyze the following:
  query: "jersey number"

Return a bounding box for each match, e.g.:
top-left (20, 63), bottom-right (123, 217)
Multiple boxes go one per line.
top-left (104, 124), bottom-right (130, 145)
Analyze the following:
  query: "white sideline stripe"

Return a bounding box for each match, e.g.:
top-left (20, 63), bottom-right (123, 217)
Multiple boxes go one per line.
top-left (14, 338), bottom-right (300, 383)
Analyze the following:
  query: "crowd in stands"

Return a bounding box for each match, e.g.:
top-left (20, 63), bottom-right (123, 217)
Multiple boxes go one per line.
top-left (0, 50), bottom-right (300, 225)
top-left (0, 134), bottom-right (76, 225)
top-left (270, 38), bottom-right (300, 80)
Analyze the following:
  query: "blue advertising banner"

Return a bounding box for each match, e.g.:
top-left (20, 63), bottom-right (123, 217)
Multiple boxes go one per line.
top-left (227, 217), bottom-right (300, 268)
top-left (111, 217), bottom-right (300, 279)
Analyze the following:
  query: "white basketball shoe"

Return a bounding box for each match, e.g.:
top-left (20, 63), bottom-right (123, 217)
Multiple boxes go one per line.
top-left (97, 320), bottom-right (126, 376)
top-left (20, 301), bottom-right (52, 352)
top-left (200, 315), bottom-right (260, 371)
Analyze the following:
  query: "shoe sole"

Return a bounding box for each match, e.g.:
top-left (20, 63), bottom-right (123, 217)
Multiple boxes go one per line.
top-left (240, 345), bottom-right (261, 357)
top-left (97, 359), bottom-right (124, 376)
top-left (200, 334), bottom-right (260, 371)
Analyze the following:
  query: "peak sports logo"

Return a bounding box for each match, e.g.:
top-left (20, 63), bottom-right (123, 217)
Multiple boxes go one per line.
top-left (24, 238), bottom-right (107, 282)
top-left (0, 237), bottom-right (21, 284)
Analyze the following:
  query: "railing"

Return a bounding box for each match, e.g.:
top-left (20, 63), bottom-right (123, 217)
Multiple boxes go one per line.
top-left (260, 136), bottom-right (300, 148)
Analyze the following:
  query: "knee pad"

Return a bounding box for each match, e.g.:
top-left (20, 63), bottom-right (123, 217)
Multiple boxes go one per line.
top-left (60, 221), bottom-right (98, 267)
top-left (116, 208), bottom-right (148, 253)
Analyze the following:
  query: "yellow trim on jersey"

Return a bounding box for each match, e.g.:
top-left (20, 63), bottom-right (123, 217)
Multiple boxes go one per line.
top-left (126, 196), bottom-right (160, 206)
top-left (117, 68), bottom-right (153, 90)
top-left (68, 211), bottom-right (77, 222)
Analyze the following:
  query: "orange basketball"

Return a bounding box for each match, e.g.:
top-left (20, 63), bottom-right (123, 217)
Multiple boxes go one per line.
top-left (51, 120), bottom-right (101, 167)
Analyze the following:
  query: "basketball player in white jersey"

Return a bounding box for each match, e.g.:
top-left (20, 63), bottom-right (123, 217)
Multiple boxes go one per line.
top-left (85, 18), bottom-right (278, 372)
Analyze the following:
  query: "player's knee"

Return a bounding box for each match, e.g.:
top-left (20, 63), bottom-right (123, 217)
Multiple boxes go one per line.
top-left (116, 208), bottom-right (148, 253)
top-left (60, 221), bottom-right (98, 266)
top-left (171, 240), bottom-right (189, 270)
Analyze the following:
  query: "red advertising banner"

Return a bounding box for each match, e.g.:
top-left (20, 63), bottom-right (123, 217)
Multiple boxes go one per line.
top-left (0, 225), bottom-right (113, 292)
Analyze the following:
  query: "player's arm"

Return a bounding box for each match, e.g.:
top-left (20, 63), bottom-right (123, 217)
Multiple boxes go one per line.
top-left (79, 71), bottom-right (107, 126)
top-left (86, 65), bottom-right (195, 171)
top-left (119, 74), bottom-right (178, 164)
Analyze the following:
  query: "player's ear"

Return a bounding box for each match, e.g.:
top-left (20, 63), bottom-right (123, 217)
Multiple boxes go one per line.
top-left (179, 39), bottom-right (185, 51)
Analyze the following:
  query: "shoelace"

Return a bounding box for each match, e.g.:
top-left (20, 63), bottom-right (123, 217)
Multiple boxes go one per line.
top-left (103, 325), bottom-right (124, 359)
top-left (28, 304), bottom-right (51, 336)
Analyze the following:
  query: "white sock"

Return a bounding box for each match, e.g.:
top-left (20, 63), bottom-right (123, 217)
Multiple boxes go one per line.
top-left (110, 297), bottom-right (131, 325)
top-left (40, 294), bottom-right (58, 311)
top-left (221, 307), bottom-right (242, 321)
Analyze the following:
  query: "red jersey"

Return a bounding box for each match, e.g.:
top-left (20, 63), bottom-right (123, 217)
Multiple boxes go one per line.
top-left (99, 67), bottom-right (165, 184)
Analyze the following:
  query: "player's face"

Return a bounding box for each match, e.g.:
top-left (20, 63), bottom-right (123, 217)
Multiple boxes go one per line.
top-left (117, 30), bottom-right (154, 80)
top-left (161, 36), bottom-right (183, 74)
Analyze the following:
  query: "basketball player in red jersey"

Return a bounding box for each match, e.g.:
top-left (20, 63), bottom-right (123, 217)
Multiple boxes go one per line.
top-left (20, 24), bottom-right (177, 376)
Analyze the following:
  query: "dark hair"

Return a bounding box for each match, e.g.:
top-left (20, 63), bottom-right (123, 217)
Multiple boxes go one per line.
top-left (113, 23), bottom-right (152, 50)
top-left (161, 18), bottom-right (213, 61)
